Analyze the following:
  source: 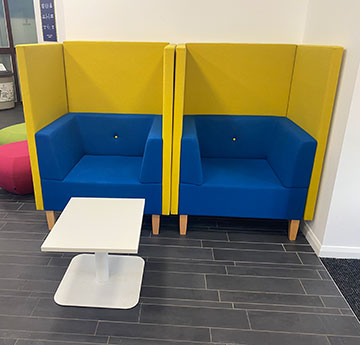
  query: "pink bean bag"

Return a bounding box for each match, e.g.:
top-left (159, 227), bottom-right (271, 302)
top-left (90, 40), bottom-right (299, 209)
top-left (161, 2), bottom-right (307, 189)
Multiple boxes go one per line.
top-left (0, 140), bottom-right (33, 194)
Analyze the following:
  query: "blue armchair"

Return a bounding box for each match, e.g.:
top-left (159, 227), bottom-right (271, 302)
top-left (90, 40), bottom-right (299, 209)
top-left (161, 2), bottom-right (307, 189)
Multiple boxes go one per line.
top-left (36, 113), bottom-right (163, 216)
top-left (178, 115), bottom-right (317, 237)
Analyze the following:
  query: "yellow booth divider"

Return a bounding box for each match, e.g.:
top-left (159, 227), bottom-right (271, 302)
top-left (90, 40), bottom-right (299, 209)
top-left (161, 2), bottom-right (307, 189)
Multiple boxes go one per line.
top-left (162, 44), bottom-right (176, 215)
top-left (171, 43), bottom-right (343, 221)
top-left (16, 44), bottom-right (69, 210)
top-left (17, 42), bottom-right (176, 215)
top-left (171, 45), bottom-right (187, 214)
top-left (287, 45), bottom-right (343, 220)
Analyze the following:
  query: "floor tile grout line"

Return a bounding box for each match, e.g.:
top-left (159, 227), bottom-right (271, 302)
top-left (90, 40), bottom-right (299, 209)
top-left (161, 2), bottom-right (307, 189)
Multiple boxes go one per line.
top-left (325, 335), bottom-right (332, 345)
top-left (142, 243), bottom-right (310, 254)
top-left (209, 327), bottom-right (213, 342)
top-left (93, 321), bottom-right (100, 336)
top-left (298, 279), bottom-right (307, 295)
top-left (16, 203), bottom-right (24, 211)
top-left (130, 302), bottom-right (346, 316)
top-left (144, 268), bottom-right (327, 281)
top-left (204, 274), bottom-right (208, 289)
top-left (29, 297), bottom-right (41, 317)
top-left (2, 327), bottom-right (360, 342)
top-left (146, 258), bottom-right (322, 270)
top-left (316, 269), bottom-right (324, 280)
top-left (296, 252), bottom-right (304, 265)
top-left (138, 303), bottom-right (143, 323)
top-left (225, 232), bottom-right (230, 242)
top-left (245, 310), bottom-right (252, 330)
top-left (77, 317), bottom-right (360, 335)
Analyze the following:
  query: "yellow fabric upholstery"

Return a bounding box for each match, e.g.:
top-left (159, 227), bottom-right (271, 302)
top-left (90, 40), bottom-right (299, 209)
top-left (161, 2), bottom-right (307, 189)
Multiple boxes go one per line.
top-left (17, 42), bottom-right (175, 215)
top-left (183, 43), bottom-right (297, 115)
top-left (171, 45), bottom-right (187, 214)
top-left (16, 44), bottom-right (68, 210)
top-left (171, 43), bottom-right (343, 219)
top-left (63, 41), bottom-right (168, 114)
top-left (287, 45), bottom-right (343, 220)
top-left (162, 44), bottom-right (176, 215)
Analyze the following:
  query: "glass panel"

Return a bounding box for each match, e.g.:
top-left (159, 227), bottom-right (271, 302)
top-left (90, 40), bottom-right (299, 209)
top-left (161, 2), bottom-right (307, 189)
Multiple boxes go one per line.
top-left (8, 0), bottom-right (37, 46)
top-left (0, 53), bottom-right (15, 103)
top-left (0, 0), bottom-right (9, 47)
top-left (0, 53), bottom-right (12, 71)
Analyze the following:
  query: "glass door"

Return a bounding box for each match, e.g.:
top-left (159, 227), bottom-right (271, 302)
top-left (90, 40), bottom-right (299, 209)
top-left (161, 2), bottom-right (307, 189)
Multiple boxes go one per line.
top-left (0, 0), bottom-right (37, 102)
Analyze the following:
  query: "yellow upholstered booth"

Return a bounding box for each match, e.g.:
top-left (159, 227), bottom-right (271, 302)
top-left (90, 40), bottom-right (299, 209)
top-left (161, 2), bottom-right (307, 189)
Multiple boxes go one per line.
top-left (17, 42), bottom-right (175, 231)
top-left (172, 43), bottom-right (342, 238)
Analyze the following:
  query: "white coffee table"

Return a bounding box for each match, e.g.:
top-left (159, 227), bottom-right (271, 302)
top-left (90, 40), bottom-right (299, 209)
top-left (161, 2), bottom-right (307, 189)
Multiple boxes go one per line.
top-left (41, 197), bottom-right (145, 309)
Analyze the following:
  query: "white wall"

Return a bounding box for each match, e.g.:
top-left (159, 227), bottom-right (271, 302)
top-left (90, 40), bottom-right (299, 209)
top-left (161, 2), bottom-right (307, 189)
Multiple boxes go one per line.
top-left (302, 0), bottom-right (360, 258)
top-left (55, 0), bottom-right (309, 43)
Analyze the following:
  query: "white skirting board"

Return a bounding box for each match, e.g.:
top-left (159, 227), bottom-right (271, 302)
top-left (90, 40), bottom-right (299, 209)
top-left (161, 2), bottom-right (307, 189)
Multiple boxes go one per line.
top-left (302, 222), bottom-right (360, 259)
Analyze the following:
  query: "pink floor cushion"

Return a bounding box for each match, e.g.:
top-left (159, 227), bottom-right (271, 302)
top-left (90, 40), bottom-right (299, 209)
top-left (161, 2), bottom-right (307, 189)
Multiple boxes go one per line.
top-left (0, 140), bottom-right (33, 195)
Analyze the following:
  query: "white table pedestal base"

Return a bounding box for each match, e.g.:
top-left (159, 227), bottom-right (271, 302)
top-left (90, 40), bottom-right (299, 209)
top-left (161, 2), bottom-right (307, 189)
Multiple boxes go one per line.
top-left (54, 254), bottom-right (145, 309)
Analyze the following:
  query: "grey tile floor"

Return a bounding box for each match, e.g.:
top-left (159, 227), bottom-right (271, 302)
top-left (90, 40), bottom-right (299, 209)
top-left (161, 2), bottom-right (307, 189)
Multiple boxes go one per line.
top-left (1, 106), bottom-right (360, 344)
top-left (0, 188), bottom-right (359, 345)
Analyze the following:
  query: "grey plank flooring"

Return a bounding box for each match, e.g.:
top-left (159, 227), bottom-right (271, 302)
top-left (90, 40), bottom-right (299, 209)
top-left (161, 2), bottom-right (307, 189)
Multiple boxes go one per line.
top-left (0, 187), bottom-right (358, 345)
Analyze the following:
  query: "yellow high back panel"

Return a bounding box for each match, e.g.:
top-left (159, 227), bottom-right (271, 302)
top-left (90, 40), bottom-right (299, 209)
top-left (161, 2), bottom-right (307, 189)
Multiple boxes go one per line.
top-left (287, 45), bottom-right (343, 220)
top-left (171, 45), bottom-right (187, 214)
top-left (184, 43), bottom-right (297, 115)
top-left (162, 44), bottom-right (176, 215)
top-left (63, 41), bottom-right (168, 114)
top-left (16, 44), bottom-right (69, 210)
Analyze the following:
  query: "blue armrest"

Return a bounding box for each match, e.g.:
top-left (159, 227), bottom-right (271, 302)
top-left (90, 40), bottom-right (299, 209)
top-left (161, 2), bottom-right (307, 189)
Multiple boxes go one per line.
top-left (180, 117), bottom-right (203, 185)
top-left (35, 114), bottom-right (84, 180)
top-left (267, 118), bottom-right (317, 188)
top-left (140, 116), bottom-right (162, 183)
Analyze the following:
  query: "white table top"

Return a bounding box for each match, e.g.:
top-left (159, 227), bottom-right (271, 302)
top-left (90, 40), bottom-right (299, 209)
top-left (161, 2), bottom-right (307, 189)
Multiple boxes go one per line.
top-left (41, 197), bottom-right (145, 253)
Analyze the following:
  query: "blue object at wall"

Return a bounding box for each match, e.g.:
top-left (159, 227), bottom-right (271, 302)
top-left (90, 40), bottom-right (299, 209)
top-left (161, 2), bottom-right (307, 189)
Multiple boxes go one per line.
top-left (179, 115), bottom-right (317, 220)
top-left (36, 113), bottom-right (162, 214)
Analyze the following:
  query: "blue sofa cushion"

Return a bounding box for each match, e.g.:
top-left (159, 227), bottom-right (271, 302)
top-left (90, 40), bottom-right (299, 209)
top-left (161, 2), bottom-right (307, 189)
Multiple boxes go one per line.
top-left (179, 158), bottom-right (308, 219)
top-left (180, 115), bottom-right (317, 189)
top-left (66, 155), bottom-right (143, 184)
top-left (36, 113), bottom-right (163, 182)
top-left (41, 155), bottom-right (161, 214)
top-left (75, 113), bottom-right (157, 156)
top-left (194, 115), bottom-right (276, 159)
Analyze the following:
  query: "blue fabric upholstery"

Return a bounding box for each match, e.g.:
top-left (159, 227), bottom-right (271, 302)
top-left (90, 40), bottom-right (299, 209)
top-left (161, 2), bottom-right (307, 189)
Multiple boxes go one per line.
top-left (41, 156), bottom-right (161, 214)
top-left (194, 115), bottom-right (275, 158)
top-left (179, 158), bottom-right (308, 219)
top-left (36, 113), bottom-right (162, 214)
top-left (35, 114), bottom-right (84, 180)
top-left (267, 118), bottom-right (317, 188)
top-left (179, 115), bottom-right (317, 220)
top-left (75, 113), bottom-right (155, 156)
top-left (140, 116), bottom-right (163, 183)
top-left (180, 117), bottom-right (203, 185)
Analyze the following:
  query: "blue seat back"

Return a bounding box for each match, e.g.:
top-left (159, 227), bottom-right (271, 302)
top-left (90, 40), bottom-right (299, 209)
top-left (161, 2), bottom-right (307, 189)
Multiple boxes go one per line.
top-left (75, 113), bottom-right (156, 156)
top-left (194, 115), bottom-right (277, 158)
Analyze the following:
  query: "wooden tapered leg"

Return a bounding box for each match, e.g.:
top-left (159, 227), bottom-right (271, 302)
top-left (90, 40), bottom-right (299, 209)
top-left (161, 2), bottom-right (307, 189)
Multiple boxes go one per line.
top-left (288, 220), bottom-right (300, 241)
top-left (46, 211), bottom-right (55, 230)
top-left (152, 215), bottom-right (160, 235)
top-left (179, 215), bottom-right (188, 236)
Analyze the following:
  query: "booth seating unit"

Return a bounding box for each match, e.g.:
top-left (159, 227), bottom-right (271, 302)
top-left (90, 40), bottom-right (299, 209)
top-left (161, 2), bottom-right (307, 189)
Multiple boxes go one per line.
top-left (17, 42), bottom-right (175, 234)
top-left (172, 44), bottom-right (343, 240)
